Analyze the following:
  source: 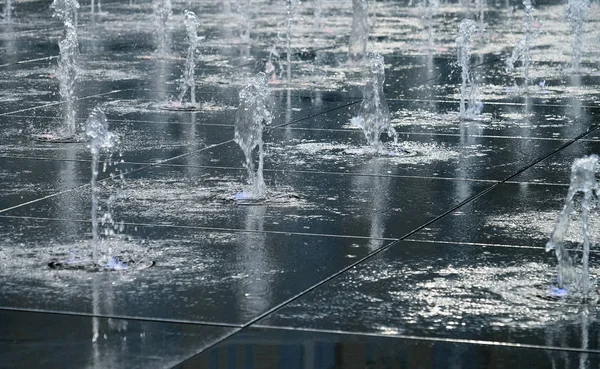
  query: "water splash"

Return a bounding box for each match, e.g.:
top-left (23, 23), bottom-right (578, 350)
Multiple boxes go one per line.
top-left (85, 106), bottom-right (117, 265)
top-left (506, 0), bottom-right (534, 90)
top-left (566, 0), bottom-right (589, 72)
top-left (152, 0), bottom-right (172, 58)
top-left (350, 52), bottom-right (397, 152)
top-left (177, 10), bottom-right (202, 106)
top-left (546, 155), bottom-right (599, 299)
top-left (234, 72), bottom-right (272, 200)
top-left (51, 0), bottom-right (80, 138)
top-left (349, 0), bottom-right (368, 62)
top-left (266, 42), bottom-right (282, 83)
top-left (456, 19), bottom-right (482, 120)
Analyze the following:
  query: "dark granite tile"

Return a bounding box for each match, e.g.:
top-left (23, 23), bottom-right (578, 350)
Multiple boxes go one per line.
top-left (0, 309), bottom-right (234, 369)
top-left (408, 181), bottom-right (589, 248)
top-left (0, 156), bottom-right (107, 212)
top-left (179, 326), bottom-right (600, 369)
top-left (0, 216), bottom-right (387, 325)
top-left (509, 139), bottom-right (600, 185)
top-left (1, 165), bottom-right (492, 239)
top-left (260, 240), bottom-right (600, 351)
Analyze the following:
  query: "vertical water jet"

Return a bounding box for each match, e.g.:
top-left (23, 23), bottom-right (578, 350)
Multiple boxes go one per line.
top-left (456, 19), bottom-right (482, 120)
top-left (234, 72), bottom-right (272, 201)
top-left (349, 0), bottom-right (368, 62)
top-left (546, 155), bottom-right (599, 299)
top-left (350, 52), bottom-right (397, 152)
top-left (178, 10), bottom-right (202, 107)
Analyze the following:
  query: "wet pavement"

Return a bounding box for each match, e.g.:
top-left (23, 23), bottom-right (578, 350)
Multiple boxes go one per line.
top-left (1, 0), bottom-right (600, 368)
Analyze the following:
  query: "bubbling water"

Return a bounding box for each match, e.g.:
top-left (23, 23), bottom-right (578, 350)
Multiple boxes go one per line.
top-left (546, 155), bottom-right (599, 300)
top-left (456, 19), bottom-right (482, 120)
top-left (234, 72), bottom-right (272, 200)
top-left (350, 52), bottom-right (398, 152)
top-left (349, 0), bottom-right (368, 62)
top-left (178, 10), bottom-right (202, 105)
top-left (51, 0), bottom-right (80, 138)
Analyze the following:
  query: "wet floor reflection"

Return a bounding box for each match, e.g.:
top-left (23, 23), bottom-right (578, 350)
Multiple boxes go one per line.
top-left (238, 205), bottom-right (272, 317)
top-left (189, 327), bottom-right (600, 369)
top-left (352, 158), bottom-right (393, 252)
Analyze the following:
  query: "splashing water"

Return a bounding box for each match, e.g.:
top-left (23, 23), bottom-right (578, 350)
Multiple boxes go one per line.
top-left (266, 42), bottom-right (282, 83)
top-left (349, 0), bottom-right (368, 62)
top-left (178, 10), bottom-right (202, 105)
top-left (234, 72), bottom-right (272, 200)
top-left (566, 0), bottom-right (589, 72)
top-left (86, 106), bottom-right (117, 265)
top-left (546, 155), bottom-right (599, 299)
top-left (153, 0), bottom-right (172, 58)
top-left (51, 0), bottom-right (80, 138)
top-left (456, 19), bottom-right (482, 120)
top-left (350, 52), bottom-right (397, 152)
top-left (506, 0), bottom-right (534, 90)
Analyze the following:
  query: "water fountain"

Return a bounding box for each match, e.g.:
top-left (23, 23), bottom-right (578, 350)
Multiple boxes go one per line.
top-left (234, 72), bottom-right (272, 202)
top-left (85, 106), bottom-right (118, 266)
top-left (314, 0), bottom-right (323, 31)
top-left (176, 10), bottom-right (202, 109)
top-left (153, 0), bottom-right (172, 59)
top-left (350, 52), bottom-right (398, 152)
top-left (90, 0), bottom-right (102, 15)
top-left (419, 0), bottom-right (439, 49)
top-left (37, 0), bottom-right (80, 142)
top-left (266, 42), bottom-right (282, 84)
top-left (3, 0), bottom-right (12, 23)
top-left (566, 0), bottom-right (589, 72)
top-left (456, 19), bottom-right (482, 120)
top-left (546, 155), bottom-right (599, 300)
top-left (238, 0), bottom-right (252, 43)
top-left (349, 0), bottom-right (368, 62)
top-left (506, 0), bottom-right (534, 90)
top-left (285, 0), bottom-right (300, 87)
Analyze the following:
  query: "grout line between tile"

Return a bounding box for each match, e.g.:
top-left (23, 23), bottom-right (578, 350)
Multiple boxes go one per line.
top-left (172, 121), bottom-right (600, 367)
top-left (0, 214), bottom-right (398, 241)
top-left (0, 306), bottom-right (242, 328)
top-left (0, 100), bottom-right (363, 212)
top-left (249, 324), bottom-right (600, 355)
